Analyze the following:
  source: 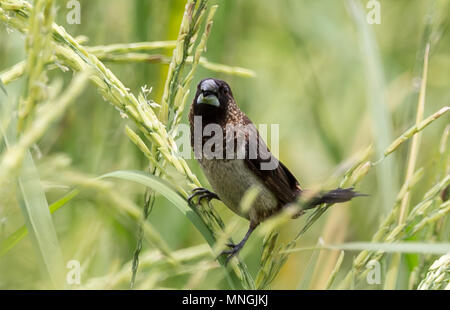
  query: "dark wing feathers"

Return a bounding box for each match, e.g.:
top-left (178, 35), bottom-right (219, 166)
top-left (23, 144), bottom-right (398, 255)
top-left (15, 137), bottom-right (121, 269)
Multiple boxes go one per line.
top-left (243, 118), bottom-right (301, 205)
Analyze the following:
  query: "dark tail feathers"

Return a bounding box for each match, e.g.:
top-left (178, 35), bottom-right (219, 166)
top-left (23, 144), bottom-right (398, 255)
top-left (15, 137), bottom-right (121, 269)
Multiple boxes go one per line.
top-left (305, 187), bottom-right (367, 210)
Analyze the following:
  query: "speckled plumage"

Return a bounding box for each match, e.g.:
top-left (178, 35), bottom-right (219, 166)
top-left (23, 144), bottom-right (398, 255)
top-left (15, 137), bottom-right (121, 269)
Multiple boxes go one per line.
top-left (189, 78), bottom-right (302, 227)
top-left (189, 78), bottom-right (363, 260)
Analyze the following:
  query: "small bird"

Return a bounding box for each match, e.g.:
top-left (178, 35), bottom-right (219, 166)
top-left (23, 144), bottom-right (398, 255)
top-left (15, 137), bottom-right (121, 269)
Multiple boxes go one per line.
top-left (189, 78), bottom-right (363, 261)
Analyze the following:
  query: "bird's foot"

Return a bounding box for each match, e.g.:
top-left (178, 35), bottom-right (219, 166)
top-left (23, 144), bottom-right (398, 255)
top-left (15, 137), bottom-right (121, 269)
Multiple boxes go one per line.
top-left (187, 187), bottom-right (220, 205)
top-left (220, 242), bottom-right (245, 264)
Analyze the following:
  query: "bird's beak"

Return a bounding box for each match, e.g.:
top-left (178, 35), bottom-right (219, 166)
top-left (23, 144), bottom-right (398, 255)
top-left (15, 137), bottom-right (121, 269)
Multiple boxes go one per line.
top-left (196, 92), bottom-right (220, 107)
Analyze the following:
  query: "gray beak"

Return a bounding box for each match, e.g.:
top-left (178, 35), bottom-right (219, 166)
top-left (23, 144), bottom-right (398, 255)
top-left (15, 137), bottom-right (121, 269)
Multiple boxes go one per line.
top-left (197, 79), bottom-right (220, 107)
top-left (196, 92), bottom-right (220, 107)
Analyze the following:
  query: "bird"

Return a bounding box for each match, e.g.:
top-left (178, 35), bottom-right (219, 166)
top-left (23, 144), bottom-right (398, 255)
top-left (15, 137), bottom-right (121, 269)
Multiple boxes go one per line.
top-left (188, 78), bottom-right (363, 262)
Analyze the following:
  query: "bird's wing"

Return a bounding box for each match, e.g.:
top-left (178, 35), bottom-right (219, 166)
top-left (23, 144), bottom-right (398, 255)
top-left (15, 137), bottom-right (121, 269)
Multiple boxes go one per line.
top-left (242, 117), bottom-right (301, 205)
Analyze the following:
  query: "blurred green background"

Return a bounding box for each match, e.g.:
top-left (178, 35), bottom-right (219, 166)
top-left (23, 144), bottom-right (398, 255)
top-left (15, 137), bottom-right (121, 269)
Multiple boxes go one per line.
top-left (0, 0), bottom-right (449, 289)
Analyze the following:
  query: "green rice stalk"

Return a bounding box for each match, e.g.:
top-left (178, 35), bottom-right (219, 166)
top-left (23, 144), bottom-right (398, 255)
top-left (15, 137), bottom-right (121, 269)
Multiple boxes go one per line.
top-left (255, 231), bottom-right (283, 289)
top-left (0, 60), bottom-right (25, 85)
top-left (346, 0), bottom-right (398, 215)
top-left (86, 41), bottom-right (177, 56)
top-left (0, 73), bottom-right (88, 185)
top-left (18, 0), bottom-right (54, 131)
top-left (256, 143), bottom-right (376, 288)
top-left (83, 244), bottom-right (212, 289)
top-left (297, 238), bottom-right (325, 289)
top-left (0, 189), bottom-right (79, 256)
top-left (159, 0), bottom-right (207, 123)
top-left (0, 52), bottom-right (255, 87)
top-left (282, 242), bottom-right (450, 256)
top-left (417, 254), bottom-right (450, 290)
top-left (385, 43), bottom-right (430, 289)
top-left (130, 186), bottom-right (156, 288)
top-left (169, 5), bottom-right (218, 131)
top-left (382, 106), bottom-right (449, 157)
top-left (325, 251), bottom-right (345, 289)
top-left (56, 170), bottom-right (174, 261)
top-left (338, 172), bottom-right (449, 289)
top-left (0, 72), bottom-right (87, 288)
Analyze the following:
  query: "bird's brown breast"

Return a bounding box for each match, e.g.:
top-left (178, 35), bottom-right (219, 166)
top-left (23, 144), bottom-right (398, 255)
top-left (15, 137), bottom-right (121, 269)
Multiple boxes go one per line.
top-left (198, 157), bottom-right (279, 224)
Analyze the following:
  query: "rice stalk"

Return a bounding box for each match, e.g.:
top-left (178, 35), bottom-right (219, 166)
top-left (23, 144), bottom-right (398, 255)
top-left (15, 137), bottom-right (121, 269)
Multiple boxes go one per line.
top-left (337, 172), bottom-right (449, 289)
top-left (0, 73), bottom-right (88, 186)
top-left (82, 244), bottom-right (212, 289)
top-left (255, 100), bottom-right (448, 288)
top-left (122, 2), bottom-right (254, 288)
top-left (159, 0), bottom-right (207, 124)
top-left (1, 0), bottom-right (447, 290)
top-left (417, 253), bottom-right (450, 290)
top-left (0, 3), bottom-right (248, 287)
top-left (0, 71), bottom-right (87, 288)
top-left (346, 0), bottom-right (398, 215)
top-left (0, 47), bottom-right (254, 86)
top-left (51, 170), bottom-right (175, 261)
top-left (382, 106), bottom-right (449, 158)
top-left (384, 42), bottom-right (430, 290)
top-left (0, 189), bottom-right (79, 256)
top-left (86, 41), bottom-right (178, 55)
top-left (325, 251), bottom-right (345, 289)
top-left (282, 242), bottom-right (450, 256)
top-left (17, 0), bottom-right (55, 131)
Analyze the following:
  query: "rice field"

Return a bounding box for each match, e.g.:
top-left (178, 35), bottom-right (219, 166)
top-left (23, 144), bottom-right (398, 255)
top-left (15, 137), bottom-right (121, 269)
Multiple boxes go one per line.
top-left (0, 0), bottom-right (449, 290)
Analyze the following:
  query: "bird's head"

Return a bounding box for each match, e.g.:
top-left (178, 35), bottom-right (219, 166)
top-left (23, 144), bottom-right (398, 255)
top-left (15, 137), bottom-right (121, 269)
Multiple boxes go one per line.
top-left (192, 78), bottom-right (235, 123)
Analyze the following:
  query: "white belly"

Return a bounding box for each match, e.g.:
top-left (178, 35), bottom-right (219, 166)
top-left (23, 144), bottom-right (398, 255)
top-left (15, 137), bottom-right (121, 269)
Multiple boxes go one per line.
top-left (199, 158), bottom-right (278, 223)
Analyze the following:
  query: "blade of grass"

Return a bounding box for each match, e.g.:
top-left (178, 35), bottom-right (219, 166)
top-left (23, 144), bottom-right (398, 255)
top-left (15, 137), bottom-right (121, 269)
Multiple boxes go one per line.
top-left (297, 238), bottom-right (324, 289)
top-left (0, 189), bottom-right (79, 256)
top-left (100, 170), bottom-right (242, 289)
top-left (0, 74), bottom-right (87, 288)
top-left (0, 79), bottom-right (7, 95)
top-left (283, 242), bottom-right (450, 255)
top-left (385, 43), bottom-right (431, 290)
top-left (100, 170), bottom-right (215, 246)
top-left (17, 151), bottom-right (65, 287)
top-left (2, 112), bottom-right (65, 287)
top-left (18, 0), bottom-right (55, 132)
top-left (346, 0), bottom-right (398, 215)
top-left (325, 251), bottom-right (345, 289)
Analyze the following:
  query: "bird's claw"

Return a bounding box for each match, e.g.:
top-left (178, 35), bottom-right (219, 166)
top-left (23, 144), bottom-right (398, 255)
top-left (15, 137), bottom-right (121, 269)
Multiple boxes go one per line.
top-left (188, 187), bottom-right (220, 205)
top-left (220, 242), bottom-right (244, 264)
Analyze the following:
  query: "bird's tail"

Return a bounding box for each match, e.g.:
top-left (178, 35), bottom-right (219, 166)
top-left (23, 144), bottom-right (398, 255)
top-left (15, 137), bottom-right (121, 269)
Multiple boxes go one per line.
top-left (304, 187), bottom-right (366, 210)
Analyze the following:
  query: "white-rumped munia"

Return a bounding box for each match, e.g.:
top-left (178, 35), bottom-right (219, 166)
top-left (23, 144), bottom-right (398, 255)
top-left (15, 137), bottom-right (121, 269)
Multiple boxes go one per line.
top-left (189, 78), bottom-right (363, 261)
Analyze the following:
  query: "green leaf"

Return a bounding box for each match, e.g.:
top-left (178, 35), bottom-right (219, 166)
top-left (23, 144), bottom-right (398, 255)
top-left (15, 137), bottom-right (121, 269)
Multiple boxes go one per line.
top-left (16, 152), bottom-right (66, 287)
top-left (1, 97), bottom-right (65, 287)
top-left (347, 0), bottom-right (398, 215)
top-left (0, 79), bottom-right (7, 96)
top-left (0, 190), bottom-right (79, 257)
top-left (328, 242), bottom-right (450, 254)
top-left (101, 170), bottom-right (215, 245)
top-left (297, 238), bottom-right (323, 289)
top-left (285, 242), bottom-right (450, 255)
top-left (100, 170), bottom-right (243, 289)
